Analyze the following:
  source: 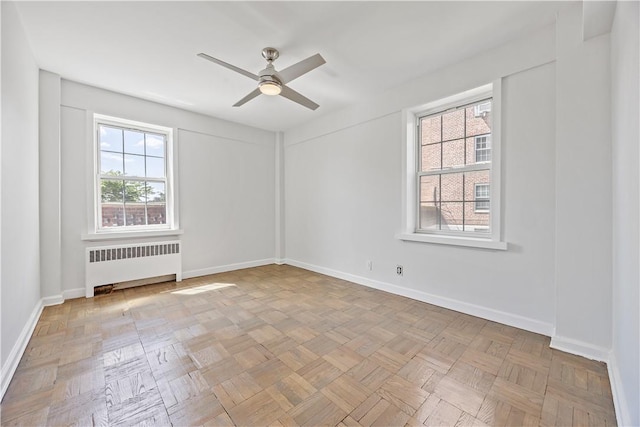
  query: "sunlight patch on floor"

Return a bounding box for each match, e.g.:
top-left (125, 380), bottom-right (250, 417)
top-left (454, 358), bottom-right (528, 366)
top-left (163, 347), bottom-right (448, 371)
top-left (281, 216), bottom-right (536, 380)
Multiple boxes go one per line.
top-left (170, 283), bottom-right (236, 295)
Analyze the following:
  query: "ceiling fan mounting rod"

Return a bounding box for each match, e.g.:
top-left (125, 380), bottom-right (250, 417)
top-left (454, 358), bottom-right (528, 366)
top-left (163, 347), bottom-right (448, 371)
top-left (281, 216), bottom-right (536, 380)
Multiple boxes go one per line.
top-left (262, 47), bottom-right (279, 62)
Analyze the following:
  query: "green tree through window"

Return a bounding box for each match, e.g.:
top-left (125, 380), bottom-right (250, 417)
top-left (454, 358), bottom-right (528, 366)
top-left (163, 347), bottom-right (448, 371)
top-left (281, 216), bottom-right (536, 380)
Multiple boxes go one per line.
top-left (100, 171), bottom-right (158, 202)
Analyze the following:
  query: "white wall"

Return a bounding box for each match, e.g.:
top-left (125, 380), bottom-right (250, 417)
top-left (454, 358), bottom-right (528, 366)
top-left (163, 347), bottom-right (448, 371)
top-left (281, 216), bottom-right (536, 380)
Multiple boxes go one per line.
top-left (285, 4), bottom-right (614, 357)
top-left (1, 0), bottom-right (41, 380)
top-left (39, 70), bottom-right (62, 303)
top-left (611, 2), bottom-right (640, 425)
top-left (56, 81), bottom-right (276, 294)
top-left (553, 3), bottom-right (612, 359)
top-left (177, 129), bottom-right (275, 276)
top-left (285, 25), bottom-right (558, 335)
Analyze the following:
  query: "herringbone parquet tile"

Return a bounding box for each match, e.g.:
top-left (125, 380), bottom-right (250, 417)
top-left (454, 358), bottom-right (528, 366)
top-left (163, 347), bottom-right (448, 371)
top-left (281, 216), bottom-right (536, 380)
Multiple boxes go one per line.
top-left (0, 265), bottom-right (616, 426)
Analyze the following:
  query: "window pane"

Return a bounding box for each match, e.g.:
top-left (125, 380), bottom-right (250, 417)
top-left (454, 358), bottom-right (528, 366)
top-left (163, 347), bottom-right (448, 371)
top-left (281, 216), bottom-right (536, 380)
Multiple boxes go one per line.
top-left (421, 143), bottom-right (441, 171)
top-left (101, 203), bottom-right (124, 227)
top-left (441, 172), bottom-right (464, 202)
top-left (147, 181), bottom-right (166, 203)
top-left (420, 175), bottom-right (440, 205)
top-left (145, 133), bottom-right (165, 157)
top-left (419, 201), bottom-right (439, 230)
top-left (420, 115), bottom-right (441, 144)
top-left (123, 180), bottom-right (146, 203)
top-left (466, 101), bottom-right (492, 137)
top-left (99, 125), bottom-right (123, 152)
top-left (124, 154), bottom-right (145, 177)
top-left (464, 202), bottom-right (490, 232)
top-left (442, 139), bottom-right (465, 169)
top-left (100, 151), bottom-right (123, 175)
top-left (147, 203), bottom-right (166, 225)
top-left (147, 181), bottom-right (166, 225)
top-left (124, 130), bottom-right (145, 155)
top-left (146, 156), bottom-right (165, 178)
top-left (442, 109), bottom-right (465, 141)
top-left (440, 202), bottom-right (464, 231)
top-left (124, 204), bottom-right (146, 226)
top-left (465, 138), bottom-right (476, 166)
top-left (464, 170), bottom-right (490, 202)
top-left (101, 179), bottom-right (124, 203)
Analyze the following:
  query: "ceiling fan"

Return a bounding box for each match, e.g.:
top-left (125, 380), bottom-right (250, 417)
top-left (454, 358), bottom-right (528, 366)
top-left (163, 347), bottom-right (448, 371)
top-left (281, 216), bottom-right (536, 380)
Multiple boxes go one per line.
top-left (197, 47), bottom-right (326, 110)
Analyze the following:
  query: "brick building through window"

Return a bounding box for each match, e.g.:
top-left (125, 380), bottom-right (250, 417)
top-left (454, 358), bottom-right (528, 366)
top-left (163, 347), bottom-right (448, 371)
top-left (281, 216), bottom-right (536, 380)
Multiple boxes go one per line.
top-left (418, 99), bottom-right (492, 233)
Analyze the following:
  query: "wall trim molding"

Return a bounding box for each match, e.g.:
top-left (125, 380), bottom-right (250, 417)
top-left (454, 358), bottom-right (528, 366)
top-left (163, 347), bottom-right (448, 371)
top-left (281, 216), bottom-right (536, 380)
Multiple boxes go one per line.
top-left (549, 335), bottom-right (610, 362)
top-left (182, 258), bottom-right (276, 280)
top-left (41, 295), bottom-right (64, 306)
top-left (1, 299), bottom-right (44, 400)
top-left (284, 259), bottom-right (555, 337)
top-left (607, 351), bottom-right (631, 427)
top-left (62, 288), bottom-right (86, 300)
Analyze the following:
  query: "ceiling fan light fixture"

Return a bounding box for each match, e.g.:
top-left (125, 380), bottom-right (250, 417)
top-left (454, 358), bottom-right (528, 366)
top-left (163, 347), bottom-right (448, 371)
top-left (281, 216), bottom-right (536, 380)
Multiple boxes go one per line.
top-left (258, 80), bottom-right (282, 96)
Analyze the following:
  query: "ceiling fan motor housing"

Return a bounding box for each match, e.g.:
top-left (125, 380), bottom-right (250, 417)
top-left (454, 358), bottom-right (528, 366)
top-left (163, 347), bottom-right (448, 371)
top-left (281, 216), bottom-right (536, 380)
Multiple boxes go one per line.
top-left (261, 47), bottom-right (279, 62)
top-left (258, 62), bottom-right (282, 90)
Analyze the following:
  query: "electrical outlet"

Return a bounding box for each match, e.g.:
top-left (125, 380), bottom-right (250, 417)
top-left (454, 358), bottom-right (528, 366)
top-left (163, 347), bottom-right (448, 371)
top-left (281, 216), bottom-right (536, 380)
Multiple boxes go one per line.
top-left (396, 265), bottom-right (403, 276)
top-left (367, 260), bottom-right (373, 271)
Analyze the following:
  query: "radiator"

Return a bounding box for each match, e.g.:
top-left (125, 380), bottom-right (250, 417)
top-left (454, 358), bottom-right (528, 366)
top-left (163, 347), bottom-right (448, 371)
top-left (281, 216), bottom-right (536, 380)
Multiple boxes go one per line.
top-left (85, 241), bottom-right (182, 297)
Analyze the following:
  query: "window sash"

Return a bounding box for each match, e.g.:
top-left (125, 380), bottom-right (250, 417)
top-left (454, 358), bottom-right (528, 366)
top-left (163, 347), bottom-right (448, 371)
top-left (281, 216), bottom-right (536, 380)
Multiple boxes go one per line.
top-left (415, 98), bottom-right (492, 235)
top-left (95, 116), bottom-right (172, 232)
top-left (99, 175), bottom-right (166, 183)
top-left (417, 163), bottom-right (490, 178)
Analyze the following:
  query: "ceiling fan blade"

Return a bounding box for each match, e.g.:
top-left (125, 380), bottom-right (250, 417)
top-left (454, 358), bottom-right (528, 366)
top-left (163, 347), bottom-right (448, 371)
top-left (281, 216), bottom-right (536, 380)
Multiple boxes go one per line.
top-left (277, 53), bottom-right (326, 84)
top-left (280, 85), bottom-right (319, 111)
top-left (197, 53), bottom-right (259, 81)
top-left (233, 88), bottom-right (261, 107)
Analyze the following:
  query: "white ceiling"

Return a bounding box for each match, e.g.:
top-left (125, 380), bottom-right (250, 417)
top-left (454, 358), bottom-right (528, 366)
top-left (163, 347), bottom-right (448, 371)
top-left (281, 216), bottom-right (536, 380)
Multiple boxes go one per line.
top-left (14, 1), bottom-right (568, 132)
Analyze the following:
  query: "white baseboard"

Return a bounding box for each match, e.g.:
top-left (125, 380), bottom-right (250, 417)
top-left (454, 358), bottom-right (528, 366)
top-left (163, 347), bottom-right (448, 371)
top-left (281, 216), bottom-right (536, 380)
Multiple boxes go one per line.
top-left (274, 258), bottom-right (286, 265)
top-left (607, 351), bottom-right (632, 427)
top-left (41, 295), bottom-right (64, 306)
top-left (284, 259), bottom-right (554, 337)
top-left (549, 335), bottom-right (610, 362)
top-left (1, 299), bottom-right (44, 400)
top-left (182, 258), bottom-right (276, 280)
top-left (62, 288), bottom-right (87, 300)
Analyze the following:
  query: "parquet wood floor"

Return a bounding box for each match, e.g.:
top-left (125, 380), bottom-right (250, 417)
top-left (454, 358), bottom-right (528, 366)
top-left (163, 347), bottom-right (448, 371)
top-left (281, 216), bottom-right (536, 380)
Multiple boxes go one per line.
top-left (1, 265), bottom-right (616, 426)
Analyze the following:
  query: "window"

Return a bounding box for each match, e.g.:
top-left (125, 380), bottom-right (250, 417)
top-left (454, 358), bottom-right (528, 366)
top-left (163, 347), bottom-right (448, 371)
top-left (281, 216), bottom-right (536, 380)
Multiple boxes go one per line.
top-left (398, 82), bottom-right (505, 250)
top-left (475, 135), bottom-right (491, 163)
top-left (417, 97), bottom-right (493, 234)
top-left (94, 115), bottom-right (174, 233)
top-left (475, 184), bottom-right (490, 212)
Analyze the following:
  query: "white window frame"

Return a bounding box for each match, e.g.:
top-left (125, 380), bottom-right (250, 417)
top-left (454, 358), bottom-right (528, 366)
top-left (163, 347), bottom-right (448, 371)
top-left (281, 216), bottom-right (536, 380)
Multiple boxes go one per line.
top-left (475, 135), bottom-right (492, 163)
top-left (397, 81), bottom-right (506, 250)
top-left (83, 114), bottom-right (181, 240)
top-left (474, 183), bottom-right (490, 212)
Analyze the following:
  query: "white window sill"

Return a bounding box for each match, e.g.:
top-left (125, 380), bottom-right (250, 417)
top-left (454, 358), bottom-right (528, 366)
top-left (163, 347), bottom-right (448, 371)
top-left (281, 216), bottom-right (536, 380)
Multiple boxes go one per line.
top-left (396, 232), bottom-right (507, 250)
top-left (81, 229), bottom-right (184, 242)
